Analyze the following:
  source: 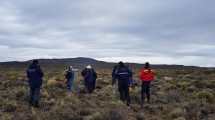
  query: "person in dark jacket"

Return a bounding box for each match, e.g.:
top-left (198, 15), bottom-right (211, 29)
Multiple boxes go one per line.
top-left (81, 65), bottom-right (97, 93)
top-left (26, 60), bottom-right (44, 107)
top-left (65, 66), bottom-right (75, 92)
top-left (112, 61), bottom-right (132, 106)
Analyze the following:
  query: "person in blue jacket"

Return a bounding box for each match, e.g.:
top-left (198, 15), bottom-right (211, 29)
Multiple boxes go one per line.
top-left (26, 60), bottom-right (44, 107)
top-left (81, 65), bottom-right (97, 93)
top-left (65, 66), bottom-right (75, 92)
top-left (112, 61), bottom-right (132, 106)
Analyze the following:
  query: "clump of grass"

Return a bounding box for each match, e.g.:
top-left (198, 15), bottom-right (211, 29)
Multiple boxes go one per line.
top-left (173, 117), bottom-right (186, 120)
top-left (0, 113), bottom-right (13, 120)
top-left (83, 112), bottom-right (103, 120)
top-left (104, 109), bottom-right (125, 120)
top-left (15, 87), bottom-right (27, 100)
top-left (2, 100), bottom-right (17, 112)
top-left (46, 79), bottom-right (65, 89)
top-left (168, 107), bottom-right (185, 119)
top-left (194, 90), bottom-right (214, 103)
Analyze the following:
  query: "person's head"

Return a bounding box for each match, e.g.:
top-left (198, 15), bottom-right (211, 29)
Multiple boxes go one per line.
top-left (118, 61), bottom-right (125, 67)
top-left (32, 60), bottom-right (39, 65)
top-left (69, 66), bottom-right (73, 70)
top-left (86, 65), bottom-right (92, 69)
top-left (144, 62), bottom-right (150, 69)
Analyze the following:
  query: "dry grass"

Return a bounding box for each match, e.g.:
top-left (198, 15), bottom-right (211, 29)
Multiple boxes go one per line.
top-left (0, 67), bottom-right (215, 120)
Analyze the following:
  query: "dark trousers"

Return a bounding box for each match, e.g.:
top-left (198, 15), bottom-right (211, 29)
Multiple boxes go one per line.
top-left (118, 83), bottom-right (131, 106)
top-left (141, 81), bottom-right (151, 104)
top-left (67, 78), bottom-right (74, 91)
top-left (85, 81), bottom-right (96, 93)
top-left (29, 87), bottom-right (41, 106)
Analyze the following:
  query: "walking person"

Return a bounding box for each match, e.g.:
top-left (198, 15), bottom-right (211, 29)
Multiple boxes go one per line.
top-left (139, 62), bottom-right (155, 107)
top-left (112, 61), bottom-right (132, 106)
top-left (26, 60), bottom-right (44, 107)
top-left (65, 66), bottom-right (75, 92)
top-left (81, 65), bottom-right (97, 93)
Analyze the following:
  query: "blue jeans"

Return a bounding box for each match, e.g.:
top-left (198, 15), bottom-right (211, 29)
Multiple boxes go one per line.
top-left (67, 78), bottom-right (74, 91)
top-left (30, 87), bottom-right (40, 105)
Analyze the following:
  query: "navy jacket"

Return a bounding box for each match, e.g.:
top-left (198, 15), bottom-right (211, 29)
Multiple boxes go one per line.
top-left (65, 70), bottom-right (74, 80)
top-left (81, 68), bottom-right (97, 83)
top-left (115, 66), bottom-right (132, 86)
top-left (27, 64), bottom-right (44, 88)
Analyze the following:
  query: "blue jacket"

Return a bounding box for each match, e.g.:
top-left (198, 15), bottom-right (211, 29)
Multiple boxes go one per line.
top-left (81, 68), bottom-right (97, 83)
top-left (65, 70), bottom-right (74, 80)
top-left (115, 66), bottom-right (132, 86)
top-left (27, 64), bottom-right (44, 88)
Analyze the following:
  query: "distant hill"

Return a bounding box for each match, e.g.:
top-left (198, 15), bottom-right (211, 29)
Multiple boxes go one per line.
top-left (0, 57), bottom-right (201, 70)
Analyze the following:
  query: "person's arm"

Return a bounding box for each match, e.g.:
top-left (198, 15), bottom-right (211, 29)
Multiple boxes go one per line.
top-left (26, 69), bottom-right (30, 79)
top-left (139, 69), bottom-right (144, 81)
top-left (128, 68), bottom-right (132, 78)
top-left (112, 66), bottom-right (116, 79)
top-left (112, 66), bottom-right (118, 85)
top-left (65, 71), bottom-right (69, 79)
top-left (26, 69), bottom-right (31, 84)
top-left (94, 71), bottom-right (97, 79)
top-left (37, 66), bottom-right (44, 78)
top-left (151, 69), bottom-right (155, 80)
top-left (81, 69), bottom-right (86, 77)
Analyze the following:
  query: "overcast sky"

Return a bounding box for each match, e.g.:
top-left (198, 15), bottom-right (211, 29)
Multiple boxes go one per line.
top-left (0, 0), bottom-right (215, 67)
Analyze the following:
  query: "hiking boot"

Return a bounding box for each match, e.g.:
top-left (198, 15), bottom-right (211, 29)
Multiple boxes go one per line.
top-left (29, 100), bottom-right (34, 107)
top-left (141, 101), bottom-right (144, 109)
top-left (34, 102), bottom-right (40, 108)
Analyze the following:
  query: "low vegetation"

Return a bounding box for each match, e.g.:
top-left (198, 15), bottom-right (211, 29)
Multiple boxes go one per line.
top-left (0, 66), bottom-right (215, 120)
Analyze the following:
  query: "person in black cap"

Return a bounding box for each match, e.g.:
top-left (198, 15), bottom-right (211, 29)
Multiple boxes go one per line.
top-left (112, 61), bottom-right (132, 106)
top-left (26, 60), bottom-right (44, 107)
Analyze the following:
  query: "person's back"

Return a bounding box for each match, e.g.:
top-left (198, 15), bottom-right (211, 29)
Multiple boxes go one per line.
top-left (26, 60), bottom-right (44, 107)
top-left (114, 62), bottom-right (132, 106)
top-left (140, 68), bottom-right (155, 82)
top-left (117, 66), bottom-right (131, 84)
top-left (65, 66), bottom-right (75, 92)
top-left (81, 65), bottom-right (97, 93)
top-left (66, 69), bottom-right (74, 80)
top-left (139, 62), bottom-right (155, 107)
top-left (27, 62), bottom-right (43, 88)
top-left (82, 68), bottom-right (97, 82)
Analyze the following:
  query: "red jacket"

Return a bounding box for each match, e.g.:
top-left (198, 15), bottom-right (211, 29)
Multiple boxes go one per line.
top-left (139, 68), bottom-right (155, 81)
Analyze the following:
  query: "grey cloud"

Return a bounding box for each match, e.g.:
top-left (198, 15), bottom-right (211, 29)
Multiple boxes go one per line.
top-left (0, 0), bottom-right (215, 66)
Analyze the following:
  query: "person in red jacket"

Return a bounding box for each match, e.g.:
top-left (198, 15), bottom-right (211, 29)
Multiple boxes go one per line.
top-left (139, 62), bottom-right (155, 107)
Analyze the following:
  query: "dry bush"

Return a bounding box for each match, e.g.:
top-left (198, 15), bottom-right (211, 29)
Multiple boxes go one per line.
top-left (1, 67), bottom-right (215, 120)
top-left (168, 107), bottom-right (185, 119)
top-left (194, 90), bottom-right (214, 103)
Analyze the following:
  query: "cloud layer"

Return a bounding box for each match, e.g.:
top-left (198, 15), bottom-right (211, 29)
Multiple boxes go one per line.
top-left (0, 0), bottom-right (215, 66)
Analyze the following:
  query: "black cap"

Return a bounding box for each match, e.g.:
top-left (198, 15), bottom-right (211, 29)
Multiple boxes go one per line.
top-left (118, 61), bottom-right (124, 67)
top-left (145, 62), bottom-right (150, 69)
top-left (32, 60), bottom-right (39, 64)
